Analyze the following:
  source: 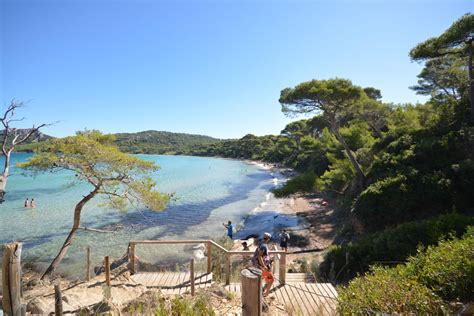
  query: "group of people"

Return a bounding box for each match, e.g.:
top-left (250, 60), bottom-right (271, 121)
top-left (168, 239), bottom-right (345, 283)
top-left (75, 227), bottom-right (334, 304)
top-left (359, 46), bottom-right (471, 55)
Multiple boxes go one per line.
top-left (24, 198), bottom-right (36, 208)
top-left (223, 220), bottom-right (291, 297)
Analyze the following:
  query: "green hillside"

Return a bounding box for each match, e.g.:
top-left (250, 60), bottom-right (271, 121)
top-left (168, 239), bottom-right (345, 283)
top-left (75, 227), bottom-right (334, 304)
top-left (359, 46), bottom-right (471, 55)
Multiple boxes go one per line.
top-left (113, 130), bottom-right (223, 154)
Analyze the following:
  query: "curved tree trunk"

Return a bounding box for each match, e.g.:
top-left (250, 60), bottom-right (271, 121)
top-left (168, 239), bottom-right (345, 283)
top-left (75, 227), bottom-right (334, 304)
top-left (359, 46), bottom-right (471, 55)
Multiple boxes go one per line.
top-left (0, 152), bottom-right (11, 202)
top-left (41, 186), bottom-right (100, 280)
top-left (330, 122), bottom-right (366, 192)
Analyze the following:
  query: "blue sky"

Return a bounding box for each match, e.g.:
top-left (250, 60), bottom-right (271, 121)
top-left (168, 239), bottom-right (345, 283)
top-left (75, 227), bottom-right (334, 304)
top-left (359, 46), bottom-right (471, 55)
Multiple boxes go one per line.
top-left (0, 0), bottom-right (472, 139)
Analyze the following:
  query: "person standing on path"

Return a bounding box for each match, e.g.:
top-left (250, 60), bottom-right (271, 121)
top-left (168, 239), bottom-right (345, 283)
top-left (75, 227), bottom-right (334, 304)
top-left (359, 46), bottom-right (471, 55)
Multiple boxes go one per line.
top-left (279, 229), bottom-right (290, 252)
top-left (223, 221), bottom-right (233, 239)
top-left (253, 232), bottom-right (274, 297)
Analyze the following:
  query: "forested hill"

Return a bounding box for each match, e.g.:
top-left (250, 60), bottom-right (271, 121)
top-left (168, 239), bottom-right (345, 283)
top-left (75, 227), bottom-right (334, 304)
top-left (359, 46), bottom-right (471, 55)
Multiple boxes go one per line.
top-left (113, 130), bottom-right (222, 154)
top-left (16, 130), bottom-right (223, 154)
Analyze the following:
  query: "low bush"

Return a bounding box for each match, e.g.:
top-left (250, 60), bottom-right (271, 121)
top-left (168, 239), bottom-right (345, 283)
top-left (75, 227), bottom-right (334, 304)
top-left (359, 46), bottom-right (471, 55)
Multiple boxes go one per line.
top-left (124, 292), bottom-right (215, 316)
top-left (338, 228), bottom-right (473, 314)
top-left (406, 227), bottom-right (474, 302)
top-left (273, 172), bottom-right (316, 197)
top-left (320, 213), bottom-right (474, 282)
top-left (337, 265), bottom-right (445, 315)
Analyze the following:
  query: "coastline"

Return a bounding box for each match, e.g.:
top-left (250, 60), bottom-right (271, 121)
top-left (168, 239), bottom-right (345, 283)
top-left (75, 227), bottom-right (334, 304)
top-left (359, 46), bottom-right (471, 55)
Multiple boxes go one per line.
top-left (0, 159), bottom-right (339, 315)
top-left (231, 159), bottom-right (338, 262)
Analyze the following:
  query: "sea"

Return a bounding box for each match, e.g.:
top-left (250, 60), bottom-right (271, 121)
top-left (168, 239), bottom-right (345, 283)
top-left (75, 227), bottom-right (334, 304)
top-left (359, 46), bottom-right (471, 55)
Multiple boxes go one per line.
top-left (0, 153), bottom-right (298, 277)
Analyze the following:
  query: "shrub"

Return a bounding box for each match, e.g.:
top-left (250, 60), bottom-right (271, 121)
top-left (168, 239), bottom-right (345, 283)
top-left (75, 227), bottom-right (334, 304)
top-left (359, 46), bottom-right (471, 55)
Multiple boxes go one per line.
top-left (406, 227), bottom-right (474, 302)
top-left (337, 265), bottom-right (444, 315)
top-left (273, 171), bottom-right (316, 197)
top-left (320, 213), bottom-right (474, 282)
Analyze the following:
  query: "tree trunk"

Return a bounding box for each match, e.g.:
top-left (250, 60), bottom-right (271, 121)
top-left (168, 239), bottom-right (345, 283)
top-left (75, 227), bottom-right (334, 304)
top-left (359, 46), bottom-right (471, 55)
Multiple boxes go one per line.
top-left (330, 122), bottom-right (366, 192)
top-left (41, 186), bottom-right (100, 280)
top-left (0, 152), bottom-right (11, 201)
top-left (468, 40), bottom-right (474, 123)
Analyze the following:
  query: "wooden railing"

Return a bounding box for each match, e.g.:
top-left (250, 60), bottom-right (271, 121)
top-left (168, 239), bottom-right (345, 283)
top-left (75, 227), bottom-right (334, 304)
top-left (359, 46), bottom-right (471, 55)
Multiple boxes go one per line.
top-left (128, 239), bottom-right (287, 285)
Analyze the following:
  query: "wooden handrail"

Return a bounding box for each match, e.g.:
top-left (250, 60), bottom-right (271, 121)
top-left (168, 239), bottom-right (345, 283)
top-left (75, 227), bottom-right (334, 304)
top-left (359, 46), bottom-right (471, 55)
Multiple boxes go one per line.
top-left (129, 239), bottom-right (287, 285)
top-left (129, 239), bottom-right (286, 255)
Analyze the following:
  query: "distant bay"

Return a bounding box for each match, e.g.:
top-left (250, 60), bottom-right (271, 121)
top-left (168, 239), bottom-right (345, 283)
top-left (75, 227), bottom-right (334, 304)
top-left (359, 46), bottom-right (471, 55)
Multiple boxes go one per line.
top-left (0, 153), bottom-right (282, 277)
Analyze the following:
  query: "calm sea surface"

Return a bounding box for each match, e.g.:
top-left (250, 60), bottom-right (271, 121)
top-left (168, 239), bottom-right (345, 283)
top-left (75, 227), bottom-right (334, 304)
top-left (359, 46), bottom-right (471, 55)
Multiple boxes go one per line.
top-left (0, 153), bottom-right (283, 276)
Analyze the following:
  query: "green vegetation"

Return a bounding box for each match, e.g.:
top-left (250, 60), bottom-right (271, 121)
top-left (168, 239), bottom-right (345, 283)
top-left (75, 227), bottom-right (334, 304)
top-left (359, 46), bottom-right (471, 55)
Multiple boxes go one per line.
top-left (338, 265), bottom-right (445, 315)
top-left (321, 213), bottom-right (474, 282)
top-left (338, 228), bottom-right (473, 314)
top-left (406, 227), bottom-right (474, 302)
top-left (273, 172), bottom-right (317, 197)
top-left (114, 130), bottom-right (221, 154)
top-left (125, 292), bottom-right (215, 316)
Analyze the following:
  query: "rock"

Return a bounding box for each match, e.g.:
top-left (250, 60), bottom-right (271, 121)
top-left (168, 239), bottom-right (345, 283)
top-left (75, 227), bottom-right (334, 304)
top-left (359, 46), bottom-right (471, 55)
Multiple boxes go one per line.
top-left (27, 297), bottom-right (53, 315)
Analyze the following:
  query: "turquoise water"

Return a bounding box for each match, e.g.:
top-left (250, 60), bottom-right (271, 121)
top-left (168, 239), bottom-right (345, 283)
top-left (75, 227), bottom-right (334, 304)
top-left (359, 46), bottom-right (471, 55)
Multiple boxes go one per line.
top-left (0, 153), bottom-right (284, 277)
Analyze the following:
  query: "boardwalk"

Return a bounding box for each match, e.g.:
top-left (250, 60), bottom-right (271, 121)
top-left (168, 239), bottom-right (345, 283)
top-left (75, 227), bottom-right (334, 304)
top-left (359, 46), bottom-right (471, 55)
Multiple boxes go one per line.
top-left (131, 271), bottom-right (213, 295)
top-left (132, 272), bottom-right (337, 315)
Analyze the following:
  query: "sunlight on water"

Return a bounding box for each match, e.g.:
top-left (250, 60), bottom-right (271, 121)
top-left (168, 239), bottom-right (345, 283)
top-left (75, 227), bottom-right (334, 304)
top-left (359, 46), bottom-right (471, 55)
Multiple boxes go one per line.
top-left (0, 153), bottom-right (282, 277)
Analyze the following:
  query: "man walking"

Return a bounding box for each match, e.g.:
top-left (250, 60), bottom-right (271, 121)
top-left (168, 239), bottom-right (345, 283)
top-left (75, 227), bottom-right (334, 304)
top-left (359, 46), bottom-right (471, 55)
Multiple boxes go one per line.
top-left (253, 232), bottom-right (274, 296)
top-left (223, 221), bottom-right (233, 239)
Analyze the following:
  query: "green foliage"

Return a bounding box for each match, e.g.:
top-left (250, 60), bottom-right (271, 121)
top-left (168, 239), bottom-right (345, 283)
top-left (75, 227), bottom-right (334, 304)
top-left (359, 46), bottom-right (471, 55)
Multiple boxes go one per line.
top-left (337, 265), bottom-right (444, 315)
top-left (354, 123), bottom-right (474, 231)
top-left (273, 172), bottom-right (317, 197)
top-left (125, 292), bottom-right (215, 316)
top-left (406, 227), bottom-right (474, 301)
top-left (321, 214), bottom-right (474, 282)
top-left (338, 228), bottom-right (474, 313)
top-left (114, 130), bottom-right (221, 155)
top-left (315, 159), bottom-right (354, 194)
top-left (410, 13), bottom-right (473, 60)
top-left (279, 78), bottom-right (363, 117)
top-left (18, 130), bottom-right (170, 212)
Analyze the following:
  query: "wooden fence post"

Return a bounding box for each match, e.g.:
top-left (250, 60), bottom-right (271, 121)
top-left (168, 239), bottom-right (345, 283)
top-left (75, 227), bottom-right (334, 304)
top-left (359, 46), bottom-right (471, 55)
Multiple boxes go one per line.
top-left (241, 268), bottom-right (262, 316)
top-left (104, 256), bottom-right (111, 287)
top-left (2, 242), bottom-right (23, 316)
top-left (190, 258), bottom-right (195, 296)
top-left (86, 246), bottom-right (91, 282)
top-left (129, 243), bottom-right (136, 274)
top-left (54, 283), bottom-right (63, 316)
top-left (206, 242), bottom-right (212, 274)
top-left (225, 254), bottom-right (231, 285)
top-left (279, 252), bottom-right (286, 285)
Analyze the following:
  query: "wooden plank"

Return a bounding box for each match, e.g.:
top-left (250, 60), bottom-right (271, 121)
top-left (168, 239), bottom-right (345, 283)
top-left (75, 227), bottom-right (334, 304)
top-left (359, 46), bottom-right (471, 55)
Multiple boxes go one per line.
top-left (300, 282), bottom-right (321, 315)
top-left (170, 272), bottom-right (180, 287)
top-left (131, 273), bottom-right (142, 284)
top-left (323, 283), bottom-right (338, 298)
top-left (241, 268), bottom-right (262, 316)
top-left (318, 283), bottom-right (337, 314)
top-left (144, 273), bottom-right (157, 286)
top-left (292, 282), bottom-right (315, 315)
top-left (161, 272), bottom-right (173, 287)
top-left (104, 256), bottom-right (111, 286)
top-left (190, 259), bottom-right (195, 296)
top-left (310, 283), bottom-right (332, 316)
top-left (287, 282), bottom-right (309, 315)
top-left (86, 246), bottom-right (91, 281)
top-left (150, 272), bottom-right (163, 287)
top-left (177, 271), bottom-right (188, 294)
top-left (306, 283), bottom-right (332, 316)
top-left (54, 283), bottom-right (63, 316)
top-left (292, 283), bottom-right (316, 315)
top-left (272, 286), bottom-right (285, 311)
top-left (280, 284), bottom-right (298, 315)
